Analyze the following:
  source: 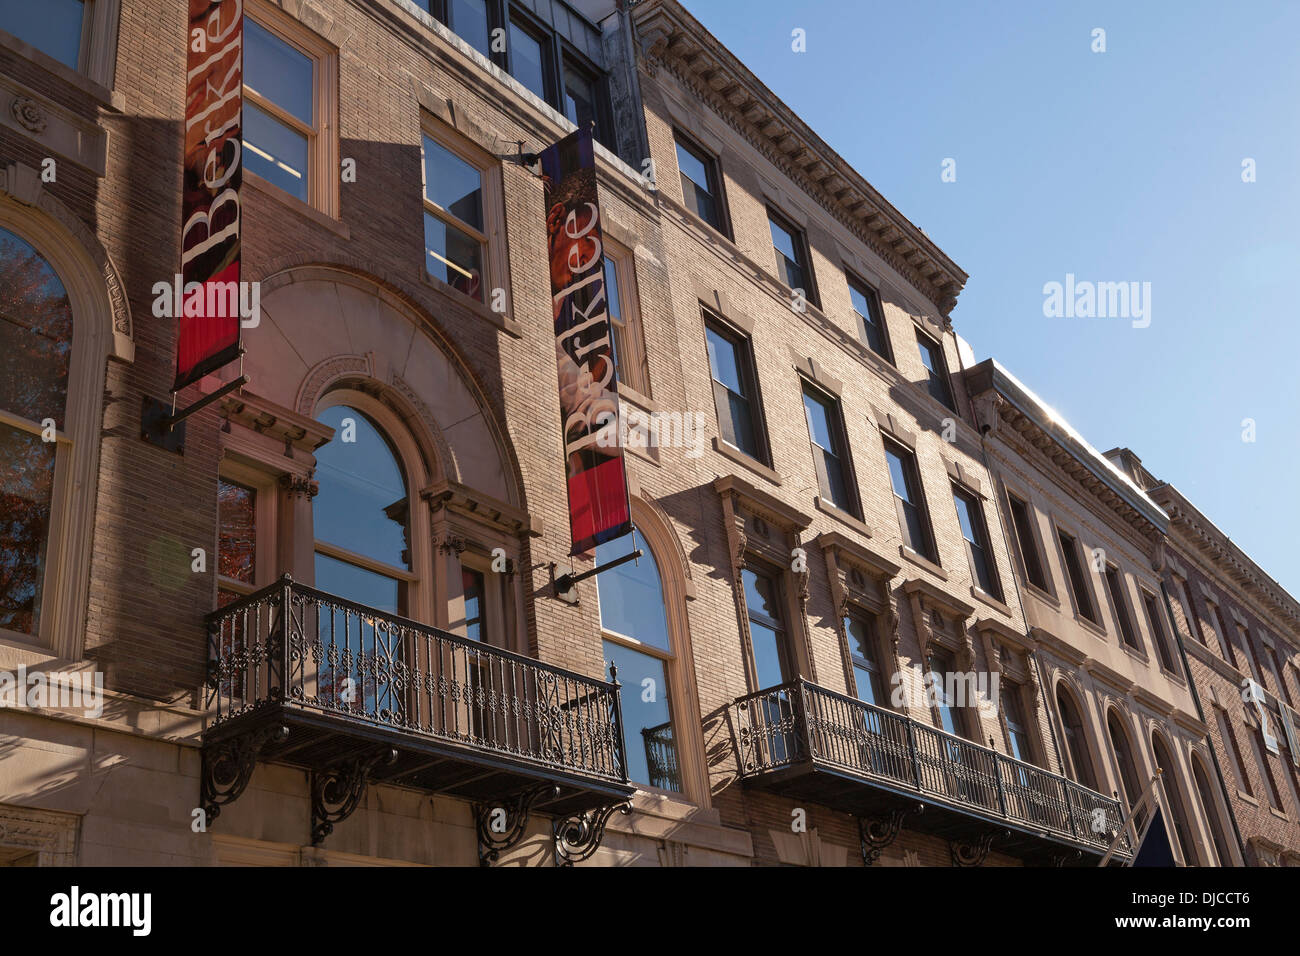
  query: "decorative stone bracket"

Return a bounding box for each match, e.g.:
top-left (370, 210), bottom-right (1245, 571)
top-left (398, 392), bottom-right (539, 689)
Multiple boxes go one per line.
top-left (858, 803), bottom-right (923, 866)
top-left (309, 747), bottom-right (399, 846)
top-left (553, 802), bottom-right (632, 867)
top-left (473, 783), bottom-right (558, 866)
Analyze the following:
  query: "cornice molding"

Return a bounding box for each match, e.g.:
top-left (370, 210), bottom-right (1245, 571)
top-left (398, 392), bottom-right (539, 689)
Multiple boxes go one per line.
top-left (634, 0), bottom-right (967, 319)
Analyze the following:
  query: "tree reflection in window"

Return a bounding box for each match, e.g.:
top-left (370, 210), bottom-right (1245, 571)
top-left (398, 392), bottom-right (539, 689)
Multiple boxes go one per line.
top-left (0, 227), bottom-right (72, 637)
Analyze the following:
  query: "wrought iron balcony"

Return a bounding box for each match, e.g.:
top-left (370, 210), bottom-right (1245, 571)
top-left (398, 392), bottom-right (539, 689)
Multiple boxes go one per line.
top-left (201, 575), bottom-right (634, 864)
top-left (730, 679), bottom-right (1133, 865)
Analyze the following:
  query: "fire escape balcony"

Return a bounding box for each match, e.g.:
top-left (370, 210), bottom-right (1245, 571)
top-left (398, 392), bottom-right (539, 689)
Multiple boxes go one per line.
top-left (200, 575), bottom-right (634, 865)
top-left (730, 679), bottom-right (1133, 866)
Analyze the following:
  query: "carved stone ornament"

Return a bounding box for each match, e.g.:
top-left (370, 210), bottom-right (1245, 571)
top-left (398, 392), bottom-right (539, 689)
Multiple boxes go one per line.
top-left (279, 472), bottom-right (319, 500)
top-left (10, 96), bottom-right (47, 134)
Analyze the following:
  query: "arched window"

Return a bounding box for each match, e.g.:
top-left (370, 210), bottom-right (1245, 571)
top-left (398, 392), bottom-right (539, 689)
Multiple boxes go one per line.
top-left (1056, 685), bottom-right (1097, 789)
top-left (0, 226), bottom-right (72, 640)
top-left (312, 404), bottom-right (415, 717)
top-left (313, 405), bottom-right (413, 614)
top-left (596, 529), bottom-right (681, 793)
top-left (1107, 710), bottom-right (1146, 828)
top-left (1192, 755), bottom-right (1233, 866)
top-left (1151, 733), bottom-right (1198, 865)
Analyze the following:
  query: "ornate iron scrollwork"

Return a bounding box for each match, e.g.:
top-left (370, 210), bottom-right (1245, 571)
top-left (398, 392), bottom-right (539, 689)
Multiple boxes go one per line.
top-left (858, 804), bottom-right (922, 866)
top-left (950, 829), bottom-right (1000, 867)
top-left (473, 784), bottom-right (559, 866)
top-left (200, 724), bottom-right (289, 827)
top-left (310, 747), bottom-right (398, 846)
top-left (553, 802), bottom-right (631, 867)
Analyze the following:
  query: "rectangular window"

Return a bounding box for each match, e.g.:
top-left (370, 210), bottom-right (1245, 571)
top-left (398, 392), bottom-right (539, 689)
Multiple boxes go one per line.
top-left (928, 646), bottom-right (964, 738)
top-left (1142, 590), bottom-right (1178, 673)
top-left (1263, 644), bottom-right (1294, 708)
top-left (447, 0), bottom-right (493, 58)
top-left (845, 612), bottom-right (885, 707)
top-left (768, 209), bottom-right (816, 305)
top-left (243, 18), bottom-right (316, 204)
top-left (507, 17), bottom-right (549, 101)
top-left (704, 316), bottom-right (766, 462)
top-left (1003, 681), bottom-right (1033, 764)
top-left (603, 249), bottom-right (649, 396)
top-left (884, 440), bottom-right (936, 563)
top-left (2, 0), bottom-right (87, 70)
top-left (1248, 728), bottom-right (1283, 810)
top-left (952, 486), bottom-right (1000, 598)
top-left (1235, 623), bottom-right (1263, 684)
top-left (1057, 530), bottom-right (1098, 624)
top-left (848, 277), bottom-right (891, 361)
top-left (801, 383), bottom-right (857, 516)
top-left (1209, 603), bottom-right (1240, 669)
top-left (462, 567), bottom-right (486, 641)
top-left (1178, 578), bottom-right (1205, 645)
top-left (916, 330), bottom-right (954, 409)
top-left (1105, 565), bottom-right (1139, 650)
top-left (421, 132), bottom-right (487, 301)
top-left (217, 478), bottom-right (258, 607)
top-left (563, 59), bottom-right (600, 134)
top-left (1216, 708), bottom-right (1252, 796)
top-left (1006, 493), bottom-right (1049, 592)
top-left (674, 133), bottom-right (726, 233)
top-left (742, 567), bottom-right (792, 690)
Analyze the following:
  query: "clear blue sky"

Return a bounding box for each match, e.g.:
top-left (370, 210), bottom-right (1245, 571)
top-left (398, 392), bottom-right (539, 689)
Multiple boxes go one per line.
top-left (684, 0), bottom-right (1300, 598)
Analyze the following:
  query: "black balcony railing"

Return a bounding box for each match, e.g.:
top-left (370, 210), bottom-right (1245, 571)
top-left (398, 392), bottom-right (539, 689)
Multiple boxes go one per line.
top-left (641, 720), bottom-right (681, 792)
top-left (202, 576), bottom-right (633, 852)
top-left (731, 679), bottom-right (1132, 860)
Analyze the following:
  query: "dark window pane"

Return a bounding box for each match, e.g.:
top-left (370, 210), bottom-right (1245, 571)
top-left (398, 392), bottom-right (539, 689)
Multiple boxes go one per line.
top-left (604, 639), bottom-right (679, 791)
top-left (768, 214), bottom-right (808, 293)
top-left (595, 531), bottom-right (669, 652)
top-left (564, 65), bottom-right (596, 131)
top-left (0, 424), bottom-right (54, 635)
top-left (1057, 688), bottom-right (1096, 788)
top-left (218, 480), bottom-right (256, 584)
top-left (0, 228), bottom-right (72, 427)
top-left (314, 551), bottom-right (400, 614)
top-left (1059, 531), bottom-right (1096, 622)
top-left (450, 0), bottom-right (490, 57)
top-left (846, 615), bottom-right (884, 706)
top-left (424, 212), bottom-right (484, 300)
top-left (243, 101), bottom-right (309, 201)
top-left (462, 568), bottom-right (485, 641)
top-left (1106, 567), bottom-right (1138, 648)
top-left (245, 19), bottom-right (313, 126)
top-left (803, 387), bottom-right (850, 509)
top-left (1003, 683), bottom-right (1031, 763)
top-left (953, 489), bottom-right (997, 595)
top-left (916, 332), bottom-right (954, 408)
top-left (1007, 494), bottom-right (1048, 590)
top-left (705, 324), bottom-right (759, 458)
top-left (422, 136), bottom-right (483, 230)
top-left (675, 139), bottom-right (721, 229)
top-left (314, 406), bottom-right (410, 570)
top-left (509, 22), bottom-right (546, 99)
top-left (928, 649), bottom-right (961, 736)
top-left (0, 0), bottom-right (83, 68)
top-left (849, 282), bottom-right (888, 357)
top-left (886, 444), bottom-right (932, 560)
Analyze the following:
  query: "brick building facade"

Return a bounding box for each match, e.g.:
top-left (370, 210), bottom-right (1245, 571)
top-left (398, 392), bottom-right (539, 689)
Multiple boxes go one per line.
top-left (0, 0), bottom-right (1294, 866)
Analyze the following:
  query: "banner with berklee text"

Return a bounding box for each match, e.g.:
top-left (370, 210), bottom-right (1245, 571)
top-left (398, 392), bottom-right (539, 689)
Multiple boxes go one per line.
top-left (540, 128), bottom-right (631, 554)
top-left (176, 0), bottom-right (244, 390)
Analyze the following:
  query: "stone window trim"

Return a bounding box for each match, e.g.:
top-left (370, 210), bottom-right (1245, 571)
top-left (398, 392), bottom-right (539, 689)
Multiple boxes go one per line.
top-left (816, 531), bottom-right (901, 702)
top-left (0, 189), bottom-right (130, 663)
top-left (418, 113), bottom-right (513, 326)
top-left (942, 457), bottom-right (983, 497)
top-left (603, 234), bottom-right (652, 400)
top-left (870, 405), bottom-right (917, 450)
top-left (670, 124), bottom-right (732, 239)
top-left (714, 475), bottom-right (816, 691)
top-left (0, 804), bottom-right (79, 866)
top-left (247, 0), bottom-right (341, 219)
top-left (420, 477), bottom-right (539, 656)
top-left (998, 479), bottom-right (1056, 602)
top-left (902, 577), bottom-right (976, 682)
top-left (1049, 518), bottom-right (1102, 629)
top-left (215, 458), bottom-right (281, 602)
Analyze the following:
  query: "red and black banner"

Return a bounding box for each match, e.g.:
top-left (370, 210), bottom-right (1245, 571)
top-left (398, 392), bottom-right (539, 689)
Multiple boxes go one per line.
top-left (540, 128), bottom-right (631, 554)
top-left (176, 0), bottom-right (244, 390)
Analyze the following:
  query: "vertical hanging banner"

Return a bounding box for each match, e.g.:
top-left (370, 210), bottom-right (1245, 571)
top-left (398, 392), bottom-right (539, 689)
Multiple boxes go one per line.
top-left (176, 0), bottom-right (244, 390)
top-left (540, 128), bottom-right (631, 554)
